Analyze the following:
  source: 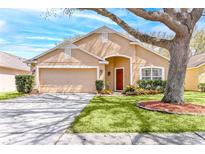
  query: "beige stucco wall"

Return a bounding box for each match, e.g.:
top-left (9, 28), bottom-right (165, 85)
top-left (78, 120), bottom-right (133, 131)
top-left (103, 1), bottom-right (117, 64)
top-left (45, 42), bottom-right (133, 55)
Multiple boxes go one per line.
top-left (0, 67), bottom-right (28, 92)
top-left (185, 69), bottom-right (199, 91)
top-left (74, 32), bottom-right (136, 89)
top-left (37, 48), bottom-right (99, 66)
top-left (185, 64), bottom-right (205, 91)
top-left (132, 45), bottom-right (169, 84)
top-left (105, 57), bottom-right (130, 90)
top-left (75, 33), bottom-right (135, 59)
top-left (198, 65), bottom-right (205, 83)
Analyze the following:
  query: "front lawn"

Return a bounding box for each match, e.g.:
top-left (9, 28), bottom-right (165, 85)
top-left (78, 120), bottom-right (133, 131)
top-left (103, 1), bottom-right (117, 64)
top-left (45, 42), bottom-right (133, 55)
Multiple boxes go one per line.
top-left (0, 92), bottom-right (24, 100)
top-left (70, 91), bottom-right (205, 133)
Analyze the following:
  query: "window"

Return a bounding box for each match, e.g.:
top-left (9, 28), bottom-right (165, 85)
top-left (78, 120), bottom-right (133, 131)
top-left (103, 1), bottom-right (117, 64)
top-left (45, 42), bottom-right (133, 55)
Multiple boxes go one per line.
top-left (64, 47), bottom-right (71, 58)
top-left (152, 68), bottom-right (163, 80)
top-left (141, 68), bottom-right (151, 80)
top-left (140, 67), bottom-right (164, 80)
top-left (101, 32), bottom-right (108, 42)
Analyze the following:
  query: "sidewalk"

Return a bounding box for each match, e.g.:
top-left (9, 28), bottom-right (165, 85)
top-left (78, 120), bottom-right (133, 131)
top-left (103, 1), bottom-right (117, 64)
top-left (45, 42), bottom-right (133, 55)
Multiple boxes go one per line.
top-left (56, 132), bottom-right (205, 145)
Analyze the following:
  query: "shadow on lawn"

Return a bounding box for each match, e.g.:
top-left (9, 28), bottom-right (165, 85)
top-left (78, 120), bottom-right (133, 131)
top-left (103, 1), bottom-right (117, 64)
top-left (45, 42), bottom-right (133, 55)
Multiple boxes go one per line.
top-left (70, 96), bottom-right (154, 133)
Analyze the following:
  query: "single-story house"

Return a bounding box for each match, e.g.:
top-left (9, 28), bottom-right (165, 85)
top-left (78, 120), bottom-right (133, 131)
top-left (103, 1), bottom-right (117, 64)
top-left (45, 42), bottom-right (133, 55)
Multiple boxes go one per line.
top-left (27, 26), bottom-right (169, 93)
top-left (185, 52), bottom-right (205, 91)
top-left (0, 51), bottom-right (30, 92)
top-left (26, 26), bottom-right (204, 93)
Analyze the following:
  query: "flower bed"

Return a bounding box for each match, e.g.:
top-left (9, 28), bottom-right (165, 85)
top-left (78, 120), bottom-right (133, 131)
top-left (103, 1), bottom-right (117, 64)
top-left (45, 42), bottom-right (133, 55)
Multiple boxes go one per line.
top-left (122, 85), bottom-right (162, 96)
top-left (138, 101), bottom-right (205, 115)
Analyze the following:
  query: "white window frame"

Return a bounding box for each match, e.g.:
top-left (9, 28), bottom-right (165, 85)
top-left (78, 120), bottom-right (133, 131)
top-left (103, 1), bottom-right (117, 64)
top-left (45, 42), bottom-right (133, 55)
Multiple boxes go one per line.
top-left (139, 66), bottom-right (165, 80)
top-left (64, 47), bottom-right (71, 58)
top-left (101, 32), bottom-right (108, 42)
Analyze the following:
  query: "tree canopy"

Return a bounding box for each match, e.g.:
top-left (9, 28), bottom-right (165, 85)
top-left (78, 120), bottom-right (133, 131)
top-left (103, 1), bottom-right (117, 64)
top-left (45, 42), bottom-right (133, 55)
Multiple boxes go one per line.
top-left (190, 29), bottom-right (205, 54)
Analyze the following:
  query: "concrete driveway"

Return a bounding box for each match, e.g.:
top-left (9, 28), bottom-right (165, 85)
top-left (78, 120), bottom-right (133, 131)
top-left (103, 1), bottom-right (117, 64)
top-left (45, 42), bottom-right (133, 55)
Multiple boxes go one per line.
top-left (0, 93), bottom-right (94, 145)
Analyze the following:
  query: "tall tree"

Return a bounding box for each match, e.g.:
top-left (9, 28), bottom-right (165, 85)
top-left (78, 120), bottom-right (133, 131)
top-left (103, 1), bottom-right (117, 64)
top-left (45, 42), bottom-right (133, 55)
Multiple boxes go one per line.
top-left (190, 29), bottom-right (205, 54)
top-left (48, 8), bottom-right (204, 104)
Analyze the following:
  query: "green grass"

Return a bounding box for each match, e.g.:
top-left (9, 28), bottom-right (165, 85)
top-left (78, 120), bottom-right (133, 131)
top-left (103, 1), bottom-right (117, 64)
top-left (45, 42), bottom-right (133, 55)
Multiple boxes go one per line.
top-left (0, 92), bottom-right (24, 100)
top-left (70, 91), bottom-right (205, 133)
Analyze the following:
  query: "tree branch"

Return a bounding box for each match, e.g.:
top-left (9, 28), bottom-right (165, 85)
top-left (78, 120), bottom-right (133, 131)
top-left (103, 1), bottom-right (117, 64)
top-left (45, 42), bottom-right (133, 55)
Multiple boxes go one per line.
top-left (82, 8), bottom-right (171, 49)
top-left (163, 8), bottom-right (176, 17)
top-left (127, 8), bottom-right (185, 34)
top-left (163, 8), bottom-right (180, 21)
top-left (190, 8), bottom-right (204, 28)
top-left (181, 8), bottom-right (189, 13)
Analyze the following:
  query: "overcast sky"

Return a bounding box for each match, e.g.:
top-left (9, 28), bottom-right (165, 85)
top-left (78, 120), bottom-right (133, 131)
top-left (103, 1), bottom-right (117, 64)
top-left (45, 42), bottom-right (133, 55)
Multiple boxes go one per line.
top-left (0, 8), bottom-right (205, 59)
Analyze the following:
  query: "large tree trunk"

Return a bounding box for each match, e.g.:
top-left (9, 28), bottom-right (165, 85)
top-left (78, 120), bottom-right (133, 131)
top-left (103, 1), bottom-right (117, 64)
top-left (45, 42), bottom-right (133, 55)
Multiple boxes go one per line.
top-left (162, 36), bottom-right (191, 104)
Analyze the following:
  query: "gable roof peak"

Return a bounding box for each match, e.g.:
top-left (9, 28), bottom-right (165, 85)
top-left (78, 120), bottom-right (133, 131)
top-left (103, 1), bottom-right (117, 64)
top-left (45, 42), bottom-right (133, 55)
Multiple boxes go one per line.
top-left (71, 25), bottom-right (136, 43)
top-left (95, 25), bottom-right (112, 29)
top-left (95, 25), bottom-right (115, 33)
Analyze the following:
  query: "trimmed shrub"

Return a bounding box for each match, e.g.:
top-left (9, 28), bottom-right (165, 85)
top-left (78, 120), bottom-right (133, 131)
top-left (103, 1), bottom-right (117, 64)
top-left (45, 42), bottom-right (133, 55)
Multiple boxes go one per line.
top-left (100, 89), bottom-right (113, 95)
top-left (124, 87), bottom-right (162, 96)
top-left (198, 83), bottom-right (205, 92)
top-left (137, 80), bottom-right (166, 92)
top-left (135, 88), bottom-right (161, 95)
top-left (122, 84), bottom-right (164, 96)
top-left (125, 88), bottom-right (162, 96)
top-left (122, 85), bottom-right (136, 94)
top-left (95, 80), bottom-right (104, 93)
top-left (15, 75), bottom-right (35, 93)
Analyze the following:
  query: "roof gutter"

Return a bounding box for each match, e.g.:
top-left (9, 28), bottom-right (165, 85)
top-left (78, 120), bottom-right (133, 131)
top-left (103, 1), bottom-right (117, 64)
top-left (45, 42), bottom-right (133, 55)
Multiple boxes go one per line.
top-left (187, 63), bottom-right (205, 69)
top-left (24, 59), bottom-right (37, 64)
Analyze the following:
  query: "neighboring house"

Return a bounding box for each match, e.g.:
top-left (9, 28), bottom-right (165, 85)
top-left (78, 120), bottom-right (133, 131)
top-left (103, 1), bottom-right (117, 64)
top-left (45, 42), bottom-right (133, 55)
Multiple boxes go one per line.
top-left (185, 52), bottom-right (205, 91)
top-left (27, 26), bottom-right (169, 93)
top-left (0, 51), bottom-right (30, 92)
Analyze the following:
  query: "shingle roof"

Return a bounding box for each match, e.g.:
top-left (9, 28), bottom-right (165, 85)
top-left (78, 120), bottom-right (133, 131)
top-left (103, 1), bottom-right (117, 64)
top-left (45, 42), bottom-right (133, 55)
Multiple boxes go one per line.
top-left (188, 52), bottom-right (205, 68)
top-left (0, 51), bottom-right (30, 71)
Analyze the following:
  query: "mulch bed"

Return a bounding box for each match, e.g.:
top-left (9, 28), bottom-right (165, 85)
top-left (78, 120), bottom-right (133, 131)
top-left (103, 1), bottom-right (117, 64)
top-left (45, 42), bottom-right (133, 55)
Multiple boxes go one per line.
top-left (138, 101), bottom-right (205, 116)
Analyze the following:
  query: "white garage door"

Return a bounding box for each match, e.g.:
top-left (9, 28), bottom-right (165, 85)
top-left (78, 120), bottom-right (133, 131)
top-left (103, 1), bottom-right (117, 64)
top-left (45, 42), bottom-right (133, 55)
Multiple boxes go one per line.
top-left (39, 68), bottom-right (97, 93)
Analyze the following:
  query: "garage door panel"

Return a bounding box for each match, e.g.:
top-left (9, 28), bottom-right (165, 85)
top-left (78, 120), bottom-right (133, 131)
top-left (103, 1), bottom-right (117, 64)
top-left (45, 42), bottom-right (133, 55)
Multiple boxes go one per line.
top-left (39, 68), bottom-right (97, 93)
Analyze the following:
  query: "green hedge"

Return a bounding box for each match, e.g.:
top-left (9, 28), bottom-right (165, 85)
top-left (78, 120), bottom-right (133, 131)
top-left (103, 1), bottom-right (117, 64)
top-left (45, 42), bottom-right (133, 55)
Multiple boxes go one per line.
top-left (137, 80), bottom-right (167, 92)
top-left (122, 85), bottom-right (163, 96)
top-left (15, 75), bottom-right (35, 93)
top-left (198, 83), bottom-right (205, 92)
top-left (95, 80), bottom-right (104, 92)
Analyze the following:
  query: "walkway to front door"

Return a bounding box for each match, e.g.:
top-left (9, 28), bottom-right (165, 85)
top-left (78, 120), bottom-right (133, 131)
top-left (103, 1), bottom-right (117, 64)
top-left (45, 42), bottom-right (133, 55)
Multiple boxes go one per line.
top-left (115, 68), bottom-right (124, 91)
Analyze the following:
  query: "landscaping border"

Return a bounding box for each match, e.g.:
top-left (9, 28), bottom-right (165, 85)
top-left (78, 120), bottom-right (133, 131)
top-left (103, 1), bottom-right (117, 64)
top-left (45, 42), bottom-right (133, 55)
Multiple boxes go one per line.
top-left (137, 101), bottom-right (205, 116)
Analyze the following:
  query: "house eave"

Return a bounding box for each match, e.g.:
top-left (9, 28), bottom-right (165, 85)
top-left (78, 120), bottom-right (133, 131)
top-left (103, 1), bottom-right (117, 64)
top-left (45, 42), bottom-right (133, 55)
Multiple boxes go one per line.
top-left (99, 60), bottom-right (109, 64)
top-left (187, 63), bottom-right (205, 69)
top-left (24, 60), bottom-right (37, 64)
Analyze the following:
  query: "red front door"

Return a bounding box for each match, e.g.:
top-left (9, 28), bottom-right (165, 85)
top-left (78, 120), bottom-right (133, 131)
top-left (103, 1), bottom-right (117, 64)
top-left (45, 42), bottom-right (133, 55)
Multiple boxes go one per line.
top-left (116, 68), bottom-right (123, 91)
